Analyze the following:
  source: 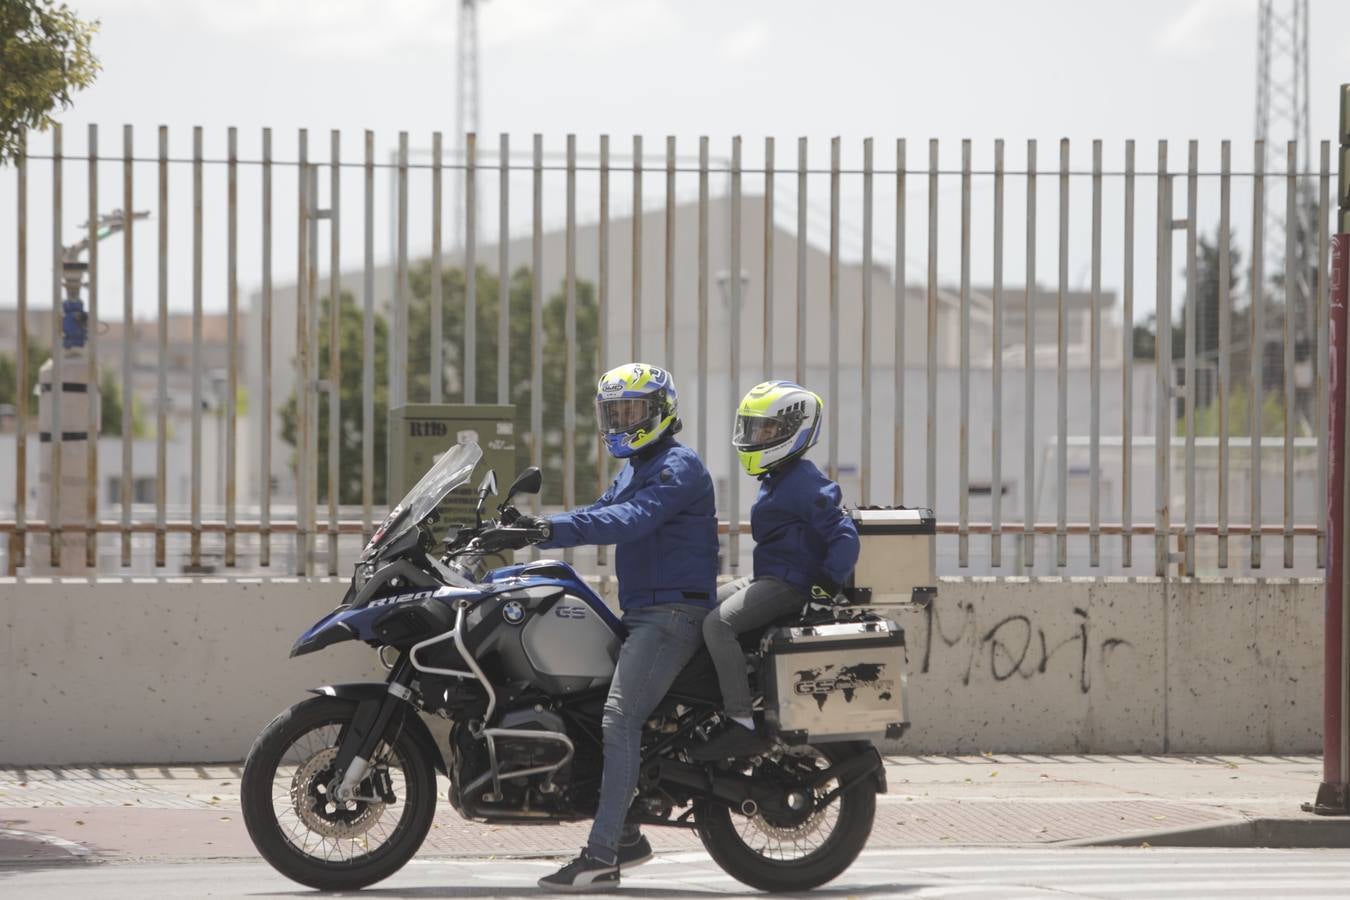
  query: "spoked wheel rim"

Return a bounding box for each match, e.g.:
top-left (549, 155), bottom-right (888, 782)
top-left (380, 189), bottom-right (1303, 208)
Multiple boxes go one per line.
top-left (268, 719), bottom-right (414, 866)
top-left (727, 745), bottom-right (845, 863)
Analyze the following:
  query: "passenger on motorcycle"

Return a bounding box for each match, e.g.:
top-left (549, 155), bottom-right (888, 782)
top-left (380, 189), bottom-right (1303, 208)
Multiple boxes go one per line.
top-left (519, 363), bottom-right (719, 892)
top-left (691, 380), bottom-right (860, 762)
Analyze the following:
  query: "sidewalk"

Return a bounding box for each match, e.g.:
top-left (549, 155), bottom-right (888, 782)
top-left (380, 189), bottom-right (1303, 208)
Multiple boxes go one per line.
top-left (0, 755), bottom-right (1329, 865)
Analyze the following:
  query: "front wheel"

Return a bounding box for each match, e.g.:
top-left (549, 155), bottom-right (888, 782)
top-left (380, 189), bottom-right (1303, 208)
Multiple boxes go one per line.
top-left (240, 695), bottom-right (437, 891)
top-left (694, 742), bottom-right (877, 892)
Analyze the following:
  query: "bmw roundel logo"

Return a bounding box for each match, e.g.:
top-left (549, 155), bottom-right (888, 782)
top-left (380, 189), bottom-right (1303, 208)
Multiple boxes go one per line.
top-left (502, 601), bottom-right (526, 625)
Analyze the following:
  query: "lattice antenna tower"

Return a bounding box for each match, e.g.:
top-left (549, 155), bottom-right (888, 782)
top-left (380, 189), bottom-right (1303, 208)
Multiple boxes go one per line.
top-left (1255, 0), bottom-right (1313, 339)
top-left (453, 0), bottom-right (482, 252)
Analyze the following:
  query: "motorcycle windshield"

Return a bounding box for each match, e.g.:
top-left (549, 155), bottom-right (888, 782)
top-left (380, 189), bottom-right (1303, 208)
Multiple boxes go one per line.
top-left (361, 441), bottom-right (483, 560)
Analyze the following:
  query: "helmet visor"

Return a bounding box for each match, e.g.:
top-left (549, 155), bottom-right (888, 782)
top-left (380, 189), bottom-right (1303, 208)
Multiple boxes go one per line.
top-left (733, 412), bottom-right (797, 451)
top-left (597, 397), bottom-right (658, 434)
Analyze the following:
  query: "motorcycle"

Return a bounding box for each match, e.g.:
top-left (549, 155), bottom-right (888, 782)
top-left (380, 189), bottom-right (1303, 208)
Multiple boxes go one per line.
top-left (241, 440), bottom-right (892, 892)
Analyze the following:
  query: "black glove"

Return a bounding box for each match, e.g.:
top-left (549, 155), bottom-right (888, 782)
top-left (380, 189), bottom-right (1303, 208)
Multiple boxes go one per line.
top-left (810, 580), bottom-right (845, 604)
top-left (513, 515), bottom-right (553, 542)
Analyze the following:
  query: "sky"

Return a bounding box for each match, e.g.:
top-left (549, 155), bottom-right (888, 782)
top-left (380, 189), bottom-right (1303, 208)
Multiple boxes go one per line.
top-left (59, 0), bottom-right (1350, 150)
top-left (4, 0), bottom-right (1349, 323)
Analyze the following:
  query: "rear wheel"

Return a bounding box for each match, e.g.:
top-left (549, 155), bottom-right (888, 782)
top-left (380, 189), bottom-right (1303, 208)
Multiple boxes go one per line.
top-left (694, 742), bottom-right (876, 892)
top-left (240, 696), bottom-right (437, 891)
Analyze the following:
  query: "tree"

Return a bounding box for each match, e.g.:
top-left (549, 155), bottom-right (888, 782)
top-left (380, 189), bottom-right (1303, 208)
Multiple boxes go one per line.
top-left (279, 292), bottom-right (390, 506)
top-left (280, 266), bottom-right (602, 508)
top-left (1192, 229), bottom-right (1243, 366)
top-left (0, 344), bottom-right (132, 435)
top-left (403, 262), bottom-right (602, 504)
top-left (0, 1), bottom-right (100, 164)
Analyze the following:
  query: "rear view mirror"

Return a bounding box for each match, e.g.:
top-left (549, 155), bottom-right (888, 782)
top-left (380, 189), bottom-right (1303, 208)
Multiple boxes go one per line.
top-left (504, 467), bottom-right (542, 504)
top-left (474, 469), bottom-right (498, 525)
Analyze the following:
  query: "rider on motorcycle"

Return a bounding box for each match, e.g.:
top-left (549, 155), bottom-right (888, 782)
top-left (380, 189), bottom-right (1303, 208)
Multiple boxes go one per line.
top-left (519, 363), bottom-right (719, 892)
top-left (692, 380), bottom-right (860, 762)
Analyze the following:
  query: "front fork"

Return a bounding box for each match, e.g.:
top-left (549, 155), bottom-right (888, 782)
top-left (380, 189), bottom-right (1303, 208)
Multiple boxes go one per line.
top-left (331, 655), bottom-right (416, 802)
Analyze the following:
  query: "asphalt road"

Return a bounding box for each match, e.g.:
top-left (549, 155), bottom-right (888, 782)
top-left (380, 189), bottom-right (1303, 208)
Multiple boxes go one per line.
top-left (6, 847), bottom-right (1350, 899)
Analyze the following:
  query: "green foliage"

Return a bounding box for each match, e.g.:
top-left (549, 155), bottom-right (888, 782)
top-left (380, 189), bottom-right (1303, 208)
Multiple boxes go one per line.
top-left (279, 292), bottom-right (390, 506)
top-left (0, 1), bottom-right (100, 164)
top-left (0, 345), bottom-right (133, 435)
top-left (1180, 385), bottom-right (1288, 438)
top-left (405, 262), bottom-right (602, 505)
top-left (280, 266), bottom-right (603, 507)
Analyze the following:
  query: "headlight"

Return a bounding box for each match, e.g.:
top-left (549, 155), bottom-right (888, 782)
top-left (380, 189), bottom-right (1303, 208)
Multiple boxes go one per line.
top-left (354, 563), bottom-right (375, 589)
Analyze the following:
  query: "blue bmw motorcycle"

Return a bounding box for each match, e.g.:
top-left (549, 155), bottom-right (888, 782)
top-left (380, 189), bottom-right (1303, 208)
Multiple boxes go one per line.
top-left (241, 441), bottom-right (885, 891)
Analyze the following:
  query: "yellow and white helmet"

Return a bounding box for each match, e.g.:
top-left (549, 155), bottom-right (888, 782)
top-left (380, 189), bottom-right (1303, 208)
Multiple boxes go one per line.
top-left (733, 380), bottom-right (822, 476)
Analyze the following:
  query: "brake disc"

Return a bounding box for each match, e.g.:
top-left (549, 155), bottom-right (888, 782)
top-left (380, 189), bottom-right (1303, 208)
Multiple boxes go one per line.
top-left (289, 747), bottom-right (387, 840)
top-left (743, 747), bottom-right (836, 845)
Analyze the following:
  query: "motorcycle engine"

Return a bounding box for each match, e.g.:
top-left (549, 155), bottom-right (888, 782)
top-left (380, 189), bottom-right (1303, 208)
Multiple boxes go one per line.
top-left (450, 707), bottom-right (576, 819)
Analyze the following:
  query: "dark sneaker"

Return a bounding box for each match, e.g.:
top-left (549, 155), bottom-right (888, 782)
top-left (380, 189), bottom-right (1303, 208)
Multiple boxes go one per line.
top-left (689, 720), bottom-right (772, 762)
top-left (617, 833), bottom-right (653, 869)
top-left (537, 848), bottom-right (620, 892)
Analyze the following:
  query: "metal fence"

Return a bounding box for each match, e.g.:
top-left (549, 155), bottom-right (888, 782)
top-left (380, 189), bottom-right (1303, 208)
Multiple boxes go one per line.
top-left (0, 126), bottom-right (1336, 578)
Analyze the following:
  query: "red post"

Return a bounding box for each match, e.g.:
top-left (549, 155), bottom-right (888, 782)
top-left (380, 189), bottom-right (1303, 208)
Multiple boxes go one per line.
top-left (1313, 232), bottom-right (1350, 814)
top-left (1309, 84), bottom-right (1350, 816)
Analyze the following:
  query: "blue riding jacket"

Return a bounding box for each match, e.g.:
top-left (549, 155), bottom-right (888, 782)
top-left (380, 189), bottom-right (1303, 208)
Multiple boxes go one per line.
top-left (540, 436), bottom-right (719, 611)
top-left (751, 458), bottom-right (860, 594)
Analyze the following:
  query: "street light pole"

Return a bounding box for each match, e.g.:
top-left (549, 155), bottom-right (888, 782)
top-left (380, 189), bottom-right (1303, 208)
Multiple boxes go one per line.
top-left (34, 208), bottom-right (149, 573)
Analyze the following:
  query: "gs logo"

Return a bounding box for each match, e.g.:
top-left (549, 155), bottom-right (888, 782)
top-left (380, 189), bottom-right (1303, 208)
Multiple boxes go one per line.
top-left (554, 605), bottom-right (587, 620)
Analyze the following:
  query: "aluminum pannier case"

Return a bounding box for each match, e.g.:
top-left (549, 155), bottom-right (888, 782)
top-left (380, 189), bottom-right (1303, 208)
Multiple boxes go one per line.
top-left (847, 507), bottom-right (937, 608)
top-left (760, 619), bottom-right (908, 744)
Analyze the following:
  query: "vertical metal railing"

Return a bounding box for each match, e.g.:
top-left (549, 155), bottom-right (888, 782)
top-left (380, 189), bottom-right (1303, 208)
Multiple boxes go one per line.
top-left (1056, 139), bottom-right (1070, 569)
top-left (861, 138), bottom-right (874, 507)
top-left (464, 133), bottom-right (478, 405)
top-left (190, 127), bottom-right (203, 570)
top-left (894, 138), bottom-right (905, 511)
top-left (1155, 140), bottom-right (1173, 577)
top-left (49, 123), bottom-right (63, 569)
top-left (1122, 139), bottom-right (1135, 569)
top-left (153, 126), bottom-right (166, 567)
top-left (430, 132), bottom-right (444, 404)
top-left (359, 129), bottom-right (373, 543)
top-left (925, 139), bottom-right (938, 516)
top-left (1251, 138), bottom-right (1266, 570)
top-left (498, 133), bottom-right (511, 405)
top-left (263, 127), bottom-right (275, 562)
top-left (1089, 140), bottom-right (1103, 569)
top-left (84, 124), bottom-right (98, 569)
top-left (728, 136), bottom-right (742, 572)
top-left (295, 129), bottom-right (311, 574)
top-left (763, 137), bottom-right (775, 382)
top-left (631, 135), bottom-right (642, 361)
top-left (563, 134), bottom-right (577, 564)
top-left (991, 139), bottom-right (1004, 567)
top-left (664, 136), bottom-right (676, 372)
top-left (796, 137), bottom-right (807, 388)
top-left (1023, 139), bottom-right (1037, 568)
top-left (958, 139), bottom-right (971, 566)
top-left (225, 127), bottom-right (239, 569)
top-left (0, 127), bottom-right (1337, 578)
top-left (12, 132), bottom-right (28, 572)
top-left (828, 137), bottom-right (840, 484)
top-left (1184, 141), bottom-right (1199, 576)
top-left (1218, 140), bottom-right (1231, 570)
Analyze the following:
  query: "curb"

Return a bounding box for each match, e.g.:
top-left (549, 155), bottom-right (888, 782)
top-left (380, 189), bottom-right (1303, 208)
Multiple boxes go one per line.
top-left (1062, 817), bottom-right (1350, 849)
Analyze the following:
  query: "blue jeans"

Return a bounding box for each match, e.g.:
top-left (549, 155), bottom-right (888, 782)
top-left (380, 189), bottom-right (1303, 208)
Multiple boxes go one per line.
top-left (587, 603), bottom-right (708, 859)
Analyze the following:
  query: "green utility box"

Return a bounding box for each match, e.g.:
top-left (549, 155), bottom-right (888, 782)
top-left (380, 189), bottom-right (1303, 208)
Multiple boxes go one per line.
top-left (387, 403), bottom-right (518, 537)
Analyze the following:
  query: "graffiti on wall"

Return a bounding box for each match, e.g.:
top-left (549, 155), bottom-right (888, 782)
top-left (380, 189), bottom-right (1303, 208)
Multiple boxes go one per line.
top-left (919, 599), bottom-right (1133, 693)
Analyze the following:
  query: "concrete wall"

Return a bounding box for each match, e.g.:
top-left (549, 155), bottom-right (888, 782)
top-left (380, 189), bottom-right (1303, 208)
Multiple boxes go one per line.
top-left (899, 577), bottom-right (1322, 754)
top-left (0, 576), bottom-right (1323, 764)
